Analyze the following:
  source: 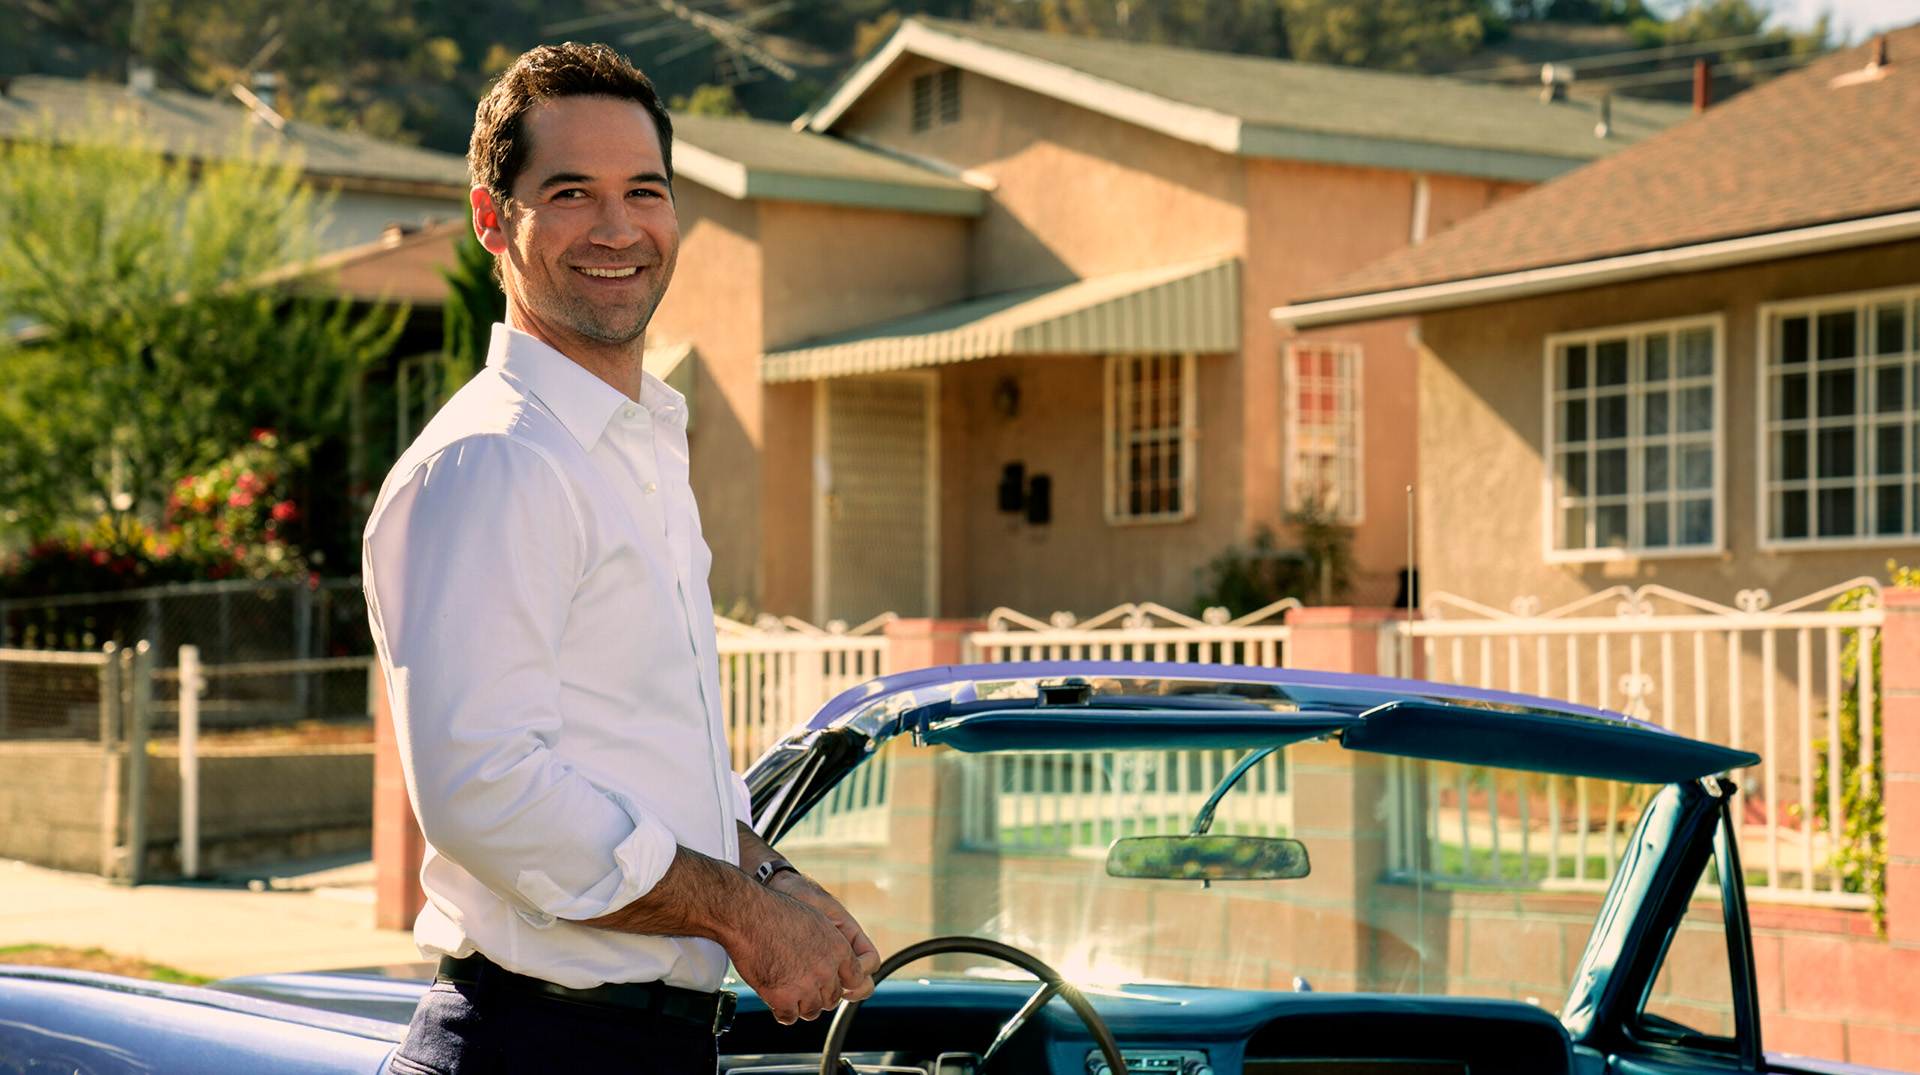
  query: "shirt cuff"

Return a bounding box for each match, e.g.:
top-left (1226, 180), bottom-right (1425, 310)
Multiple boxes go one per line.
top-left (511, 789), bottom-right (677, 928)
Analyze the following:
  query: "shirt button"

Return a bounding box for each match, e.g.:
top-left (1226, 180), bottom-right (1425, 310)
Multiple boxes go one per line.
top-left (623, 407), bottom-right (638, 420)
top-left (642, 481), bottom-right (658, 495)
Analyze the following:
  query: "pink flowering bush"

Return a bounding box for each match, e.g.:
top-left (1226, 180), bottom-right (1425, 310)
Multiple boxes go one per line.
top-left (1, 432), bottom-right (310, 597)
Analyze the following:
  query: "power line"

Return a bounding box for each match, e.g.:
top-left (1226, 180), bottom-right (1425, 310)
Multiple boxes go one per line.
top-left (1452, 29), bottom-right (1810, 81)
top-left (1565, 49), bottom-right (1820, 93)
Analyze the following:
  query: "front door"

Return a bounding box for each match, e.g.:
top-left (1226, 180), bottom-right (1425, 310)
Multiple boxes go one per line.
top-left (815, 374), bottom-right (938, 625)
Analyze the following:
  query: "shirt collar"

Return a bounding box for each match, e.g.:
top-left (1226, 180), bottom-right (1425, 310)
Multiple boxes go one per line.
top-left (485, 324), bottom-right (688, 449)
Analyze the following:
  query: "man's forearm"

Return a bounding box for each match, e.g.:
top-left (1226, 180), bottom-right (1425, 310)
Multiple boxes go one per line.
top-left (578, 844), bottom-right (758, 946)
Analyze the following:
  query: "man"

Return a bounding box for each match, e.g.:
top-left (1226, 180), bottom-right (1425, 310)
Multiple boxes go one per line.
top-left (364, 43), bottom-right (878, 1074)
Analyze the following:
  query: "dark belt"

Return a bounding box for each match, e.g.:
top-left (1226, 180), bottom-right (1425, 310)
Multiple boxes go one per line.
top-left (436, 953), bottom-right (736, 1036)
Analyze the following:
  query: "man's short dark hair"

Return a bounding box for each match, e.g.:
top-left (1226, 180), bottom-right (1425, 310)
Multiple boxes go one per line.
top-left (469, 42), bottom-right (674, 208)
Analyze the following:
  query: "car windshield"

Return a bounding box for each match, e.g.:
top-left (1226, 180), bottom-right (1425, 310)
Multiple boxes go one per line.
top-left (775, 734), bottom-right (1656, 1009)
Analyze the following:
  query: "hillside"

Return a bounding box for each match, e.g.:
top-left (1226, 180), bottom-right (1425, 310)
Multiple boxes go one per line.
top-left (2, 0), bottom-right (1825, 154)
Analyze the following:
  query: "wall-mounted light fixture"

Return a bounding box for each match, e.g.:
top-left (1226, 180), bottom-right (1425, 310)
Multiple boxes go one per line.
top-left (991, 376), bottom-right (1020, 419)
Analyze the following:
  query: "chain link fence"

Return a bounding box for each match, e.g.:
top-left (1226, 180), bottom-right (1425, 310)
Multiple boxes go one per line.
top-left (1, 578), bottom-right (378, 881)
top-left (0, 577), bottom-right (371, 670)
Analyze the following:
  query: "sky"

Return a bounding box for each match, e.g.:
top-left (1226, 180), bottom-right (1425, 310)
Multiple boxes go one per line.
top-left (1772, 0), bottom-right (1920, 37)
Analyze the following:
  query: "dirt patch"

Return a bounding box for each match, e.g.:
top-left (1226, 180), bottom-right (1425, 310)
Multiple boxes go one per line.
top-left (0, 944), bottom-right (210, 984)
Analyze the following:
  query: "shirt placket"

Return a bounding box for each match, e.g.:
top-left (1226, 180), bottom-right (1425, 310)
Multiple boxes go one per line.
top-left (628, 408), bottom-right (735, 854)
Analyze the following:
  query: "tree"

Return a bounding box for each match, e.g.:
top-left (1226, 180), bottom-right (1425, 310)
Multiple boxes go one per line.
top-left (0, 122), bottom-right (403, 548)
top-left (1279, 0), bottom-right (1496, 71)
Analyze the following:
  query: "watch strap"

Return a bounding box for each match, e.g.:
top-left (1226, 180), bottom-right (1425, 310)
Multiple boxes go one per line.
top-left (754, 858), bottom-right (800, 885)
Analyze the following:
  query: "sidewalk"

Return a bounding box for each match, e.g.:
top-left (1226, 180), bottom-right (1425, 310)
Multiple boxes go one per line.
top-left (0, 856), bottom-right (426, 980)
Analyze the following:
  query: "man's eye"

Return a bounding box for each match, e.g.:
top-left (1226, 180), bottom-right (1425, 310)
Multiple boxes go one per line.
top-left (630, 188), bottom-right (663, 199)
top-left (554, 189), bottom-right (586, 200)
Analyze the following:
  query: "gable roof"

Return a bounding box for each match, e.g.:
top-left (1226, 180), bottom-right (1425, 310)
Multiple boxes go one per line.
top-left (672, 113), bottom-right (982, 215)
top-left (1272, 25), bottom-right (1920, 327)
top-left (0, 75), bottom-right (468, 195)
top-left (802, 17), bottom-right (1690, 182)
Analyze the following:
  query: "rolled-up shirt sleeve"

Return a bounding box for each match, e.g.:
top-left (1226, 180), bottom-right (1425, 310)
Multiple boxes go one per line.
top-left (365, 434), bottom-right (676, 925)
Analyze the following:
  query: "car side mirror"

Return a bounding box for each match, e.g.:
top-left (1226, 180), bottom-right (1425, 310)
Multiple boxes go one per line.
top-left (1104, 835), bottom-right (1311, 881)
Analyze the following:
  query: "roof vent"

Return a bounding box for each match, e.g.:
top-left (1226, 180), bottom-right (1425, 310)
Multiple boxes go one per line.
top-left (1539, 63), bottom-right (1572, 103)
top-left (1693, 59), bottom-right (1712, 113)
top-left (1594, 94), bottom-right (1612, 139)
top-left (128, 61), bottom-right (157, 97)
top-left (1832, 34), bottom-right (1890, 88)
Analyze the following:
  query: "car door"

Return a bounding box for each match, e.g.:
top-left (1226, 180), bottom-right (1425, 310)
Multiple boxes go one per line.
top-left (1563, 778), bottom-right (1762, 1075)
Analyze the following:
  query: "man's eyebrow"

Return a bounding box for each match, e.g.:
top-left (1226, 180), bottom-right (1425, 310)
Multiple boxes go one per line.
top-left (531, 171), bottom-right (672, 193)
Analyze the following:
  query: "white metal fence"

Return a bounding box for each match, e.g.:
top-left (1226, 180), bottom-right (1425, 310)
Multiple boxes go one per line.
top-left (964, 599), bottom-right (1297, 665)
top-left (716, 613), bottom-right (891, 771)
top-left (958, 600), bottom-right (1297, 853)
top-left (1390, 579), bottom-right (1882, 908)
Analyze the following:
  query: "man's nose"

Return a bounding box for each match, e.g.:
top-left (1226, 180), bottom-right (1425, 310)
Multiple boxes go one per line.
top-left (588, 200), bottom-right (642, 247)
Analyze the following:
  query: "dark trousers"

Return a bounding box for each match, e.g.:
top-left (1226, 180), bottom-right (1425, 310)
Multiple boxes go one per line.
top-left (386, 980), bottom-right (721, 1075)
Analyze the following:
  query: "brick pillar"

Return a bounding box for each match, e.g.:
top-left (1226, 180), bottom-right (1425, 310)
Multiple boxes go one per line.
top-left (884, 618), bottom-right (986, 673)
top-left (1280, 607), bottom-right (1408, 989)
top-left (1286, 605), bottom-right (1423, 678)
top-left (372, 663), bottom-right (426, 932)
top-left (1881, 588), bottom-right (1920, 943)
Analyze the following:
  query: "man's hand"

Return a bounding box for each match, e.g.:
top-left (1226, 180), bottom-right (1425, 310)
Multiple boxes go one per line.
top-left (767, 871), bottom-right (881, 1001)
top-left (725, 885), bottom-right (867, 1024)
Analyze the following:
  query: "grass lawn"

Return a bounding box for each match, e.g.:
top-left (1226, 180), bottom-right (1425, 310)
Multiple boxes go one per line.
top-left (0, 944), bottom-right (210, 984)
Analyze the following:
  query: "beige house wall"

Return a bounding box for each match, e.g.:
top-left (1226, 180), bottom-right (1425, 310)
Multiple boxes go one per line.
top-left (1416, 239), bottom-right (1920, 614)
top-left (834, 60), bottom-right (1247, 294)
top-left (757, 200), bottom-right (971, 350)
top-left (933, 353), bottom-right (1241, 618)
top-left (649, 182), bottom-right (767, 611)
top-left (1248, 162), bottom-right (1529, 603)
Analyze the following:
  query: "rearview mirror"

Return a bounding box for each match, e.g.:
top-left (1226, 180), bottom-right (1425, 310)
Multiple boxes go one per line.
top-left (1104, 835), bottom-right (1311, 881)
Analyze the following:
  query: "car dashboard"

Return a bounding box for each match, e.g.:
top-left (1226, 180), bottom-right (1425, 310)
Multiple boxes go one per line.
top-left (715, 978), bottom-right (1574, 1075)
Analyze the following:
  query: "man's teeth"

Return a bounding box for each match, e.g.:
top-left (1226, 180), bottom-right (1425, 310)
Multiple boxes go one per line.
top-left (578, 267), bottom-right (637, 278)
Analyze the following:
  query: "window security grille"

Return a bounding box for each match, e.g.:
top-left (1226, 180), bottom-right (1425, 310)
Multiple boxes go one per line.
top-left (1285, 341), bottom-right (1363, 524)
top-left (1105, 354), bottom-right (1196, 524)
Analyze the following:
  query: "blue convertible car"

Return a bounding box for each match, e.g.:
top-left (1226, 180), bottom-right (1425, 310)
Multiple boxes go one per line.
top-left (0, 663), bottom-right (1905, 1075)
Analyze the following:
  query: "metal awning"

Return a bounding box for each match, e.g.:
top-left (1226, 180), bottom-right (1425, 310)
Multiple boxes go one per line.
top-left (760, 256), bottom-right (1240, 383)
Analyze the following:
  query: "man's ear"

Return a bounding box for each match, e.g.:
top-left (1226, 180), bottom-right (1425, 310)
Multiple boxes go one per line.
top-left (471, 187), bottom-right (509, 256)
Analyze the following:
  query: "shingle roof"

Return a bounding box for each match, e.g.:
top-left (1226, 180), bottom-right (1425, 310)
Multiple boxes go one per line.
top-left (806, 17), bottom-right (1690, 181)
top-left (671, 112), bottom-right (982, 214)
top-left (0, 75), bottom-right (469, 192)
top-left (1296, 25), bottom-right (1920, 306)
top-left (929, 19), bottom-right (1683, 159)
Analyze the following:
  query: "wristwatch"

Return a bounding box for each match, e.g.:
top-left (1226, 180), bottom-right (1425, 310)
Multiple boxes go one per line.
top-left (754, 858), bottom-right (800, 886)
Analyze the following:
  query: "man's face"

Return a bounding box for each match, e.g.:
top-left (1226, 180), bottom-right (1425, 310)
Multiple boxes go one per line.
top-left (483, 95), bottom-right (679, 349)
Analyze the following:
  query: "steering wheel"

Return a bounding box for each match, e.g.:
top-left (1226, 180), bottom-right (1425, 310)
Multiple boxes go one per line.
top-left (817, 936), bottom-right (1126, 1075)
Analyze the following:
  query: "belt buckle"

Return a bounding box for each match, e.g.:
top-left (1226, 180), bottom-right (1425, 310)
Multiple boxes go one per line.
top-left (712, 990), bottom-right (737, 1036)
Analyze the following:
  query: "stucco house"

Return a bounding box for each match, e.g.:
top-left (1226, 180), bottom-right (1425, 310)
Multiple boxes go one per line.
top-left (1269, 26), bottom-right (1920, 612)
top-left (650, 17), bottom-right (1690, 623)
top-left (0, 72), bottom-right (468, 250)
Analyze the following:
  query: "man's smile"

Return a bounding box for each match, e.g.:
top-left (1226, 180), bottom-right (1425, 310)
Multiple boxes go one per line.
top-left (575, 266), bottom-right (639, 279)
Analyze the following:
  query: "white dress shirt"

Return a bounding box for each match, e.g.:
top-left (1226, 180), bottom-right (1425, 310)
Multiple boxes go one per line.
top-left (364, 324), bottom-right (748, 991)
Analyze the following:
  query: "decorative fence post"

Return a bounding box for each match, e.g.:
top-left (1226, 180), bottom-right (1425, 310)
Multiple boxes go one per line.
top-left (1881, 587), bottom-right (1920, 943)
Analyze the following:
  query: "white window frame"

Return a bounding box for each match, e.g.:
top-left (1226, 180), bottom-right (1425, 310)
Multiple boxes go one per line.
top-left (1283, 340), bottom-right (1365, 525)
top-left (1541, 314), bottom-right (1726, 563)
top-left (910, 67), bottom-right (960, 132)
top-left (1103, 353), bottom-right (1198, 526)
top-left (1757, 284), bottom-right (1920, 551)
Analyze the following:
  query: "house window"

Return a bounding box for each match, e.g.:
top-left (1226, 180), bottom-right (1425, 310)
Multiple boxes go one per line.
top-left (1546, 317), bottom-right (1721, 558)
top-left (911, 68), bottom-right (960, 132)
top-left (1763, 287), bottom-right (1920, 546)
top-left (1105, 354), bottom-right (1196, 524)
top-left (1285, 341), bottom-right (1363, 524)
